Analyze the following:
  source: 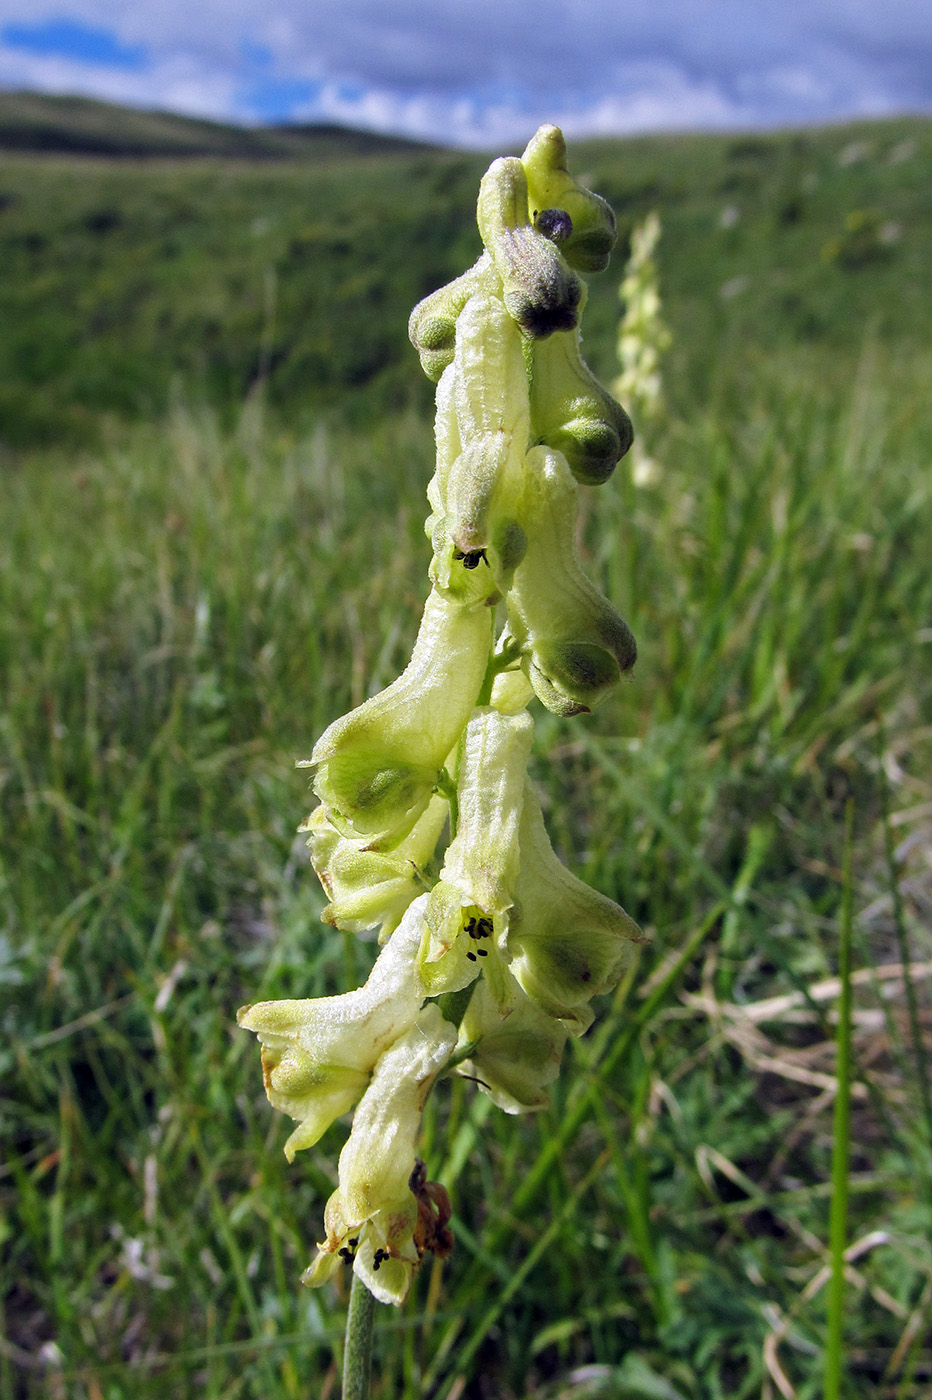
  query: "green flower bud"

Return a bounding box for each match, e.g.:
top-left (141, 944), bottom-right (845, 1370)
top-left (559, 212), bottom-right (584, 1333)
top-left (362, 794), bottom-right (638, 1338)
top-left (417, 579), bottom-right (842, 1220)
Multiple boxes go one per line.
top-left (302, 797), bottom-right (447, 939)
top-left (307, 589), bottom-right (494, 844)
top-left (427, 293), bottom-right (530, 599)
top-left (508, 446), bottom-right (636, 715)
top-left (443, 707), bottom-right (533, 917)
top-left (477, 156), bottom-right (581, 337)
top-left (521, 124), bottom-right (617, 274)
top-left (506, 784), bottom-right (644, 1029)
top-left (456, 976), bottom-right (568, 1113)
top-left (489, 655), bottom-right (535, 715)
top-left (528, 309), bottom-right (633, 485)
top-left (236, 897), bottom-right (429, 1159)
top-left (303, 1005), bottom-right (456, 1306)
top-left (407, 254), bottom-right (495, 382)
top-left (445, 291), bottom-right (529, 552)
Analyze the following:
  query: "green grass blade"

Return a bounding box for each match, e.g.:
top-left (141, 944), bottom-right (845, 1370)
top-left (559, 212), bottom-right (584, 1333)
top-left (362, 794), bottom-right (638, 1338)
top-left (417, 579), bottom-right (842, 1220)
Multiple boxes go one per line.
top-left (824, 800), bottom-right (854, 1400)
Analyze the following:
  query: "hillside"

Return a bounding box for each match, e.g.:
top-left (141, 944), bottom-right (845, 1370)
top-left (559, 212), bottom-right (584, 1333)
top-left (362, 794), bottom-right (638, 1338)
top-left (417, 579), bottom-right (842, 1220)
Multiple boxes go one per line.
top-left (0, 90), bottom-right (442, 159)
top-left (0, 103), bottom-right (929, 447)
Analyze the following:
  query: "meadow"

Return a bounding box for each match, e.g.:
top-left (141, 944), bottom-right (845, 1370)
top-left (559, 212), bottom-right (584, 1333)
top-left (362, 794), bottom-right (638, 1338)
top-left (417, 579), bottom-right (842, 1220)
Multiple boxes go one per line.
top-left (1, 102), bottom-right (931, 1399)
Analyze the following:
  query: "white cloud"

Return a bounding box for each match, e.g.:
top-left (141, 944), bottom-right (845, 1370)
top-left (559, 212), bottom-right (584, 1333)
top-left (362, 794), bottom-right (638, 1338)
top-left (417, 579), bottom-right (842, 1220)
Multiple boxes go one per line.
top-left (0, 0), bottom-right (929, 142)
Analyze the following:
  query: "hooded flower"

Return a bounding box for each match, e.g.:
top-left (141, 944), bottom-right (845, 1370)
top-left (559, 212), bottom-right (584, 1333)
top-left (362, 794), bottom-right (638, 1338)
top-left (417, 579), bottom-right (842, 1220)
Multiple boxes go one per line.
top-left (507, 446), bottom-right (637, 715)
top-left (505, 783), bottom-right (645, 1031)
top-left (302, 1005), bottom-right (457, 1305)
top-left (477, 155), bottom-right (581, 338)
top-left (236, 896), bottom-right (429, 1160)
top-left (526, 290), bottom-right (633, 486)
top-left (456, 975), bottom-right (568, 1114)
top-left (303, 796), bottom-right (447, 940)
top-left (427, 292), bottom-right (530, 602)
top-left (306, 589), bottom-right (493, 845)
top-left (521, 124), bottom-right (618, 275)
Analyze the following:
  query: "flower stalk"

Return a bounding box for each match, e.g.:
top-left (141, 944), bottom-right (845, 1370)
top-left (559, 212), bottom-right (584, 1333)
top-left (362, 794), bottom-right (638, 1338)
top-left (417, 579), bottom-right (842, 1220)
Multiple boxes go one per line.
top-left (238, 123), bottom-right (646, 1393)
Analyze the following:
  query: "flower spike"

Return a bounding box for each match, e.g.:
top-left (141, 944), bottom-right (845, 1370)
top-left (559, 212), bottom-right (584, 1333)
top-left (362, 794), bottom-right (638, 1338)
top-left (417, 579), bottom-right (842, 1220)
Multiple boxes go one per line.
top-left (238, 125), bottom-right (648, 1316)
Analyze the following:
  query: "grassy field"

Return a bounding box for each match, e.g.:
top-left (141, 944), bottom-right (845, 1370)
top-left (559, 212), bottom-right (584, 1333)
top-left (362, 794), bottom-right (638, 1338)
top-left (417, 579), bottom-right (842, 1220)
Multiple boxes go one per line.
top-left (1, 102), bottom-right (932, 1399)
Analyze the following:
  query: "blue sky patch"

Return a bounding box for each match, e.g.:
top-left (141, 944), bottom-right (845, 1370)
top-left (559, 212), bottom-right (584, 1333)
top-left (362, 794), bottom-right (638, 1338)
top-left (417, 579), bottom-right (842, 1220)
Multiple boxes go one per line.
top-left (238, 76), bottom-right (322, 123)
top-left (1, 18), bottom-right (147, 70)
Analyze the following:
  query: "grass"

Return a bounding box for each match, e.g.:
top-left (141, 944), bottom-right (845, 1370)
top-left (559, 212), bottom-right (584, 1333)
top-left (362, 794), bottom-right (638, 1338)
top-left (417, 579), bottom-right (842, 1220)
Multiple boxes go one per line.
top-left (2, 114), bottom-right (932, 1399)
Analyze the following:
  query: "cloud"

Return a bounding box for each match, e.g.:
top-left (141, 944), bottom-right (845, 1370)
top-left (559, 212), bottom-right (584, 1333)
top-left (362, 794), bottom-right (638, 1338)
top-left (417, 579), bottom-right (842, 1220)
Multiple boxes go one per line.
top-left (0, 0), bottom-right (929, 144)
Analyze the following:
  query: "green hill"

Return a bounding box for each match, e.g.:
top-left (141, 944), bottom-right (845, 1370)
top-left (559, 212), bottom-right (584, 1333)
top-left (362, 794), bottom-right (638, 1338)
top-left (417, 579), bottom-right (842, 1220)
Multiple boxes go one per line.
top-left (0, 90), bottom-right (441, 159)
top-left (0, 100), bottom-right (929, 447)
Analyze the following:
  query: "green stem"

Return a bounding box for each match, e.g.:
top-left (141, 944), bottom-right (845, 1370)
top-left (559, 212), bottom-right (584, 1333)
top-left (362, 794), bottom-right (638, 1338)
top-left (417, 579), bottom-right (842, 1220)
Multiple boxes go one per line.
top-left (342, 1272), bottom-right (375, 1400)
top-left (824, 799), bottom-right (854, 1400)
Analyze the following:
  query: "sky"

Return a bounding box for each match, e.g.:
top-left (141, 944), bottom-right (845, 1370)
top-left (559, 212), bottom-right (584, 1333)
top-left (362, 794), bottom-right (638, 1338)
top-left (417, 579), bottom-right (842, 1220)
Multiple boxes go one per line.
top-left (0, 1), bottom-right (930, 148)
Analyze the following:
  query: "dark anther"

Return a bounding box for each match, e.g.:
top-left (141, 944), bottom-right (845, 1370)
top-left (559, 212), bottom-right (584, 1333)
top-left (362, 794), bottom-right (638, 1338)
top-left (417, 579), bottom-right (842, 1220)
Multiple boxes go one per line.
top-left (534, 207), bottom-right (574, 245)
top-left (453, 548), bottom-right (488, 570)
top-left (348, 1238), bottom-right (359, 1248)
top-left (464, 917), bottom-right (477, 935)
top-left (477, 917), bottom-right (494, 938)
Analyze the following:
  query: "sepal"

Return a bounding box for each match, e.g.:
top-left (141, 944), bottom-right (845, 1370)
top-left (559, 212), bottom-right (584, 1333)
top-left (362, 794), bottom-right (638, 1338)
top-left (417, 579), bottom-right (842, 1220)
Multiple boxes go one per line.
top-left (408, 254), bottom-right (495, 381)
top-left (442, 707), bottom-right (532, 918)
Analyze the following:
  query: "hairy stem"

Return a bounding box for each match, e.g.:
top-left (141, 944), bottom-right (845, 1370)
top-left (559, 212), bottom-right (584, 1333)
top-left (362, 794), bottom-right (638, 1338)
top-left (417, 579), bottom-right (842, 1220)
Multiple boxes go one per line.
top-left (342, 1272), bottom-right (375, 1400)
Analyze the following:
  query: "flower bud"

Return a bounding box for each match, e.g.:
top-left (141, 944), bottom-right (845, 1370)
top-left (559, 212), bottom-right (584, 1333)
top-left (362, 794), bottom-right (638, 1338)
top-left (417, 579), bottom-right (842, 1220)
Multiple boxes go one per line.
top-left (408, 254), bottom-right (495, 381)
top-left (302, 1005), bottom-right (456, 1305)
top-left (303, 797), bottom-right (447, 939)
top-left (505, 785), bottom-right (645, 1029)
top-left (443, 707), bottom-right (532, 917)
top-left (489, 651), bottom-right (535, 715)
top-left (477, 157), bottom-right (581, 337)
top-left (236, 896), bottom-right (429, 1159)
top-left (521, 124), bottom-right (617, 274)
top-left (456, 976), bottom-right (568, 1112)
top-left (427, 293), bottom-right (530, 599)
top-left (527, 311), bottom-right (633, 485)
top-left (507, 447), bottom-right (636, 715)
top-left (307, 589), bottom-right (494, 844)
top-left (443, 291), bottom-right (529, 552)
